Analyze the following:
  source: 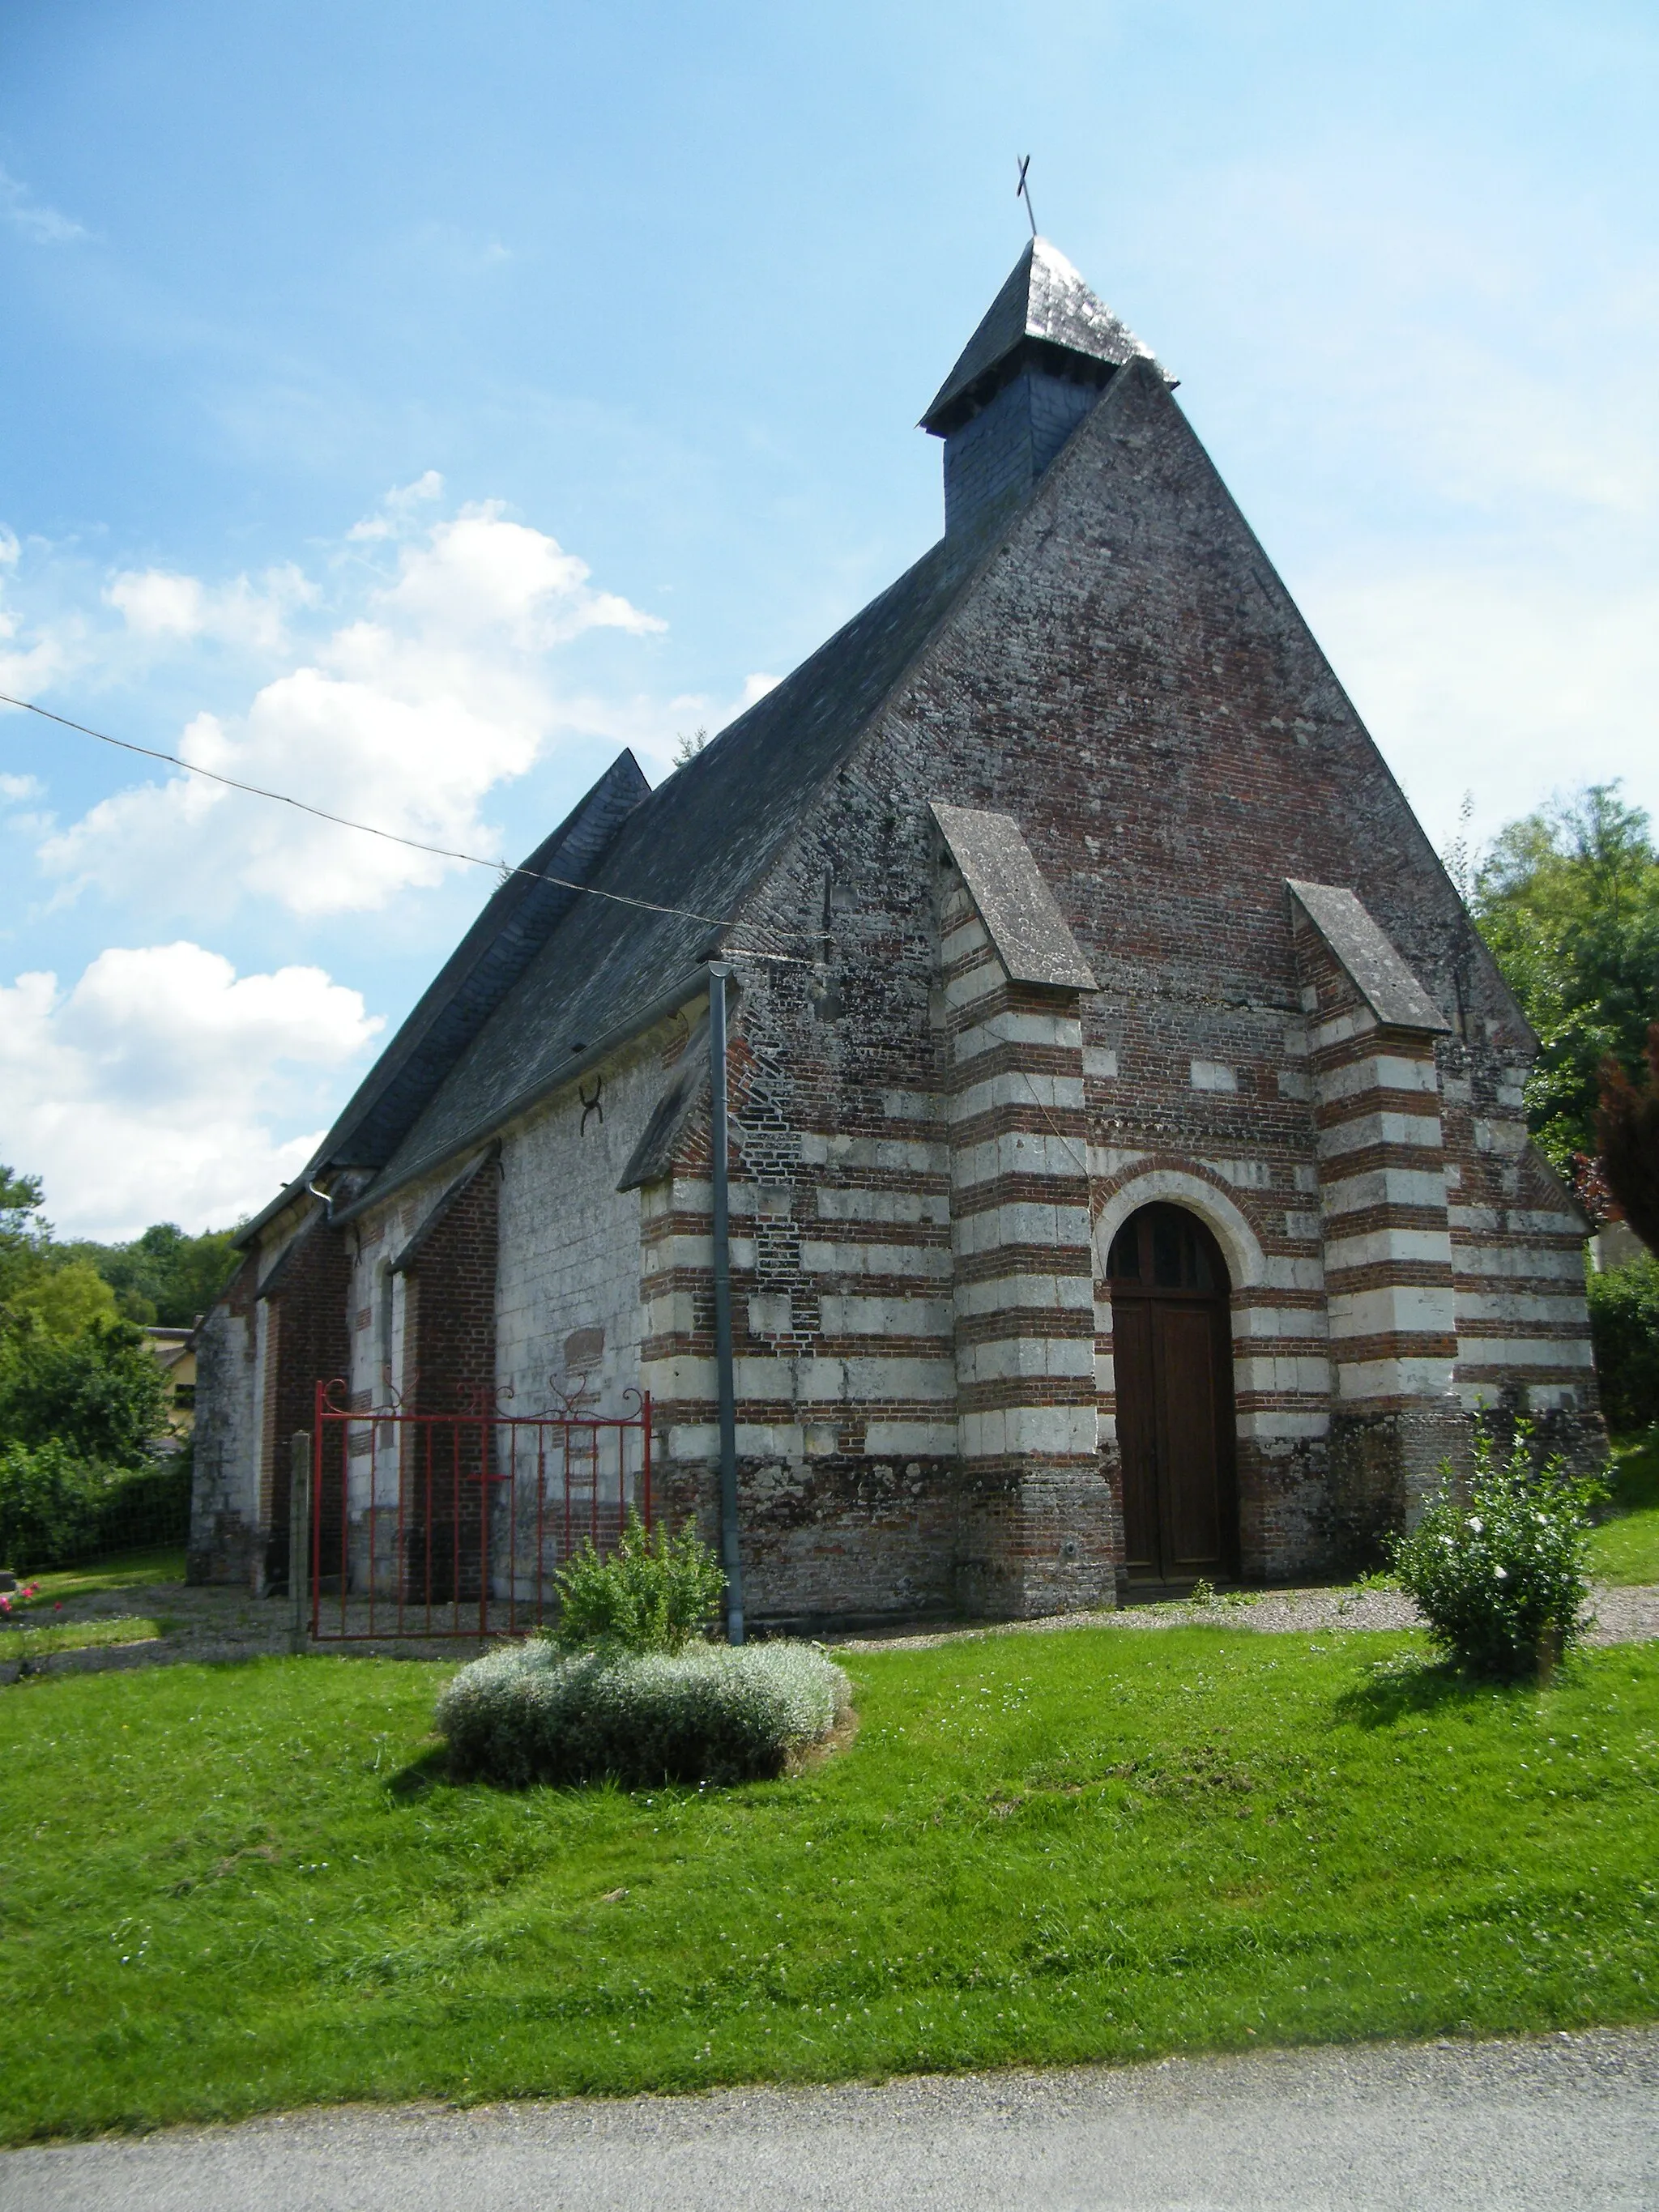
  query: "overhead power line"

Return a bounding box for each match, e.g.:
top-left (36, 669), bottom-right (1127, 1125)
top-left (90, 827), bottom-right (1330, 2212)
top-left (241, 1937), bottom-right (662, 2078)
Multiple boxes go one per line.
top-left (0, 691), bottom-right (811, 963)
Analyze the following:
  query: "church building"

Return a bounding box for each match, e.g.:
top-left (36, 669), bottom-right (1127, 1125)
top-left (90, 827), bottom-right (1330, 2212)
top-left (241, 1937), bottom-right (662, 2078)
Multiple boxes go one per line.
top-left (190, 238), bottom-right (1601, 1626)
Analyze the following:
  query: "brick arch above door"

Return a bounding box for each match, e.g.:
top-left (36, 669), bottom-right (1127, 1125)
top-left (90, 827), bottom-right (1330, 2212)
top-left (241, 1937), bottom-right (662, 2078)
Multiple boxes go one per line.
top-left (1091, 1163), bottom-right (1270, 1298)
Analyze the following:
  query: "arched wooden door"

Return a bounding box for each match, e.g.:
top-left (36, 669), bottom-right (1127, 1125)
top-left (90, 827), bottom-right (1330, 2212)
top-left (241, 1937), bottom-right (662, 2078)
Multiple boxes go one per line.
top-left (1107, 1204), bottom-right (1239, 1586)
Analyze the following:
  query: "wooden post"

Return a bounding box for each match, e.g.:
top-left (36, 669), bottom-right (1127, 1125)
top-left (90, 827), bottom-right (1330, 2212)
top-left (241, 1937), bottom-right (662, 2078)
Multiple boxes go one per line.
top-left (289, 1430), bottom-right (311, 1653)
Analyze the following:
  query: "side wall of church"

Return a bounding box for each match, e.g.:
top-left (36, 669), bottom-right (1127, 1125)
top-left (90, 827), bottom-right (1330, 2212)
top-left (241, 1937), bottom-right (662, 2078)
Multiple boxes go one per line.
top-left (189, 1198), bottom-right (356, 1590)
top-left (493, 1016), bottom-right (678, 1421)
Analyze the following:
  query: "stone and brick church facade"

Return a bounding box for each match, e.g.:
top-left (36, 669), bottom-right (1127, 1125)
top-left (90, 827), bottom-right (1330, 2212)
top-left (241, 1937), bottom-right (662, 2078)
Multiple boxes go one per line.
top-left (190, 239), bottom-right (1601, 1624)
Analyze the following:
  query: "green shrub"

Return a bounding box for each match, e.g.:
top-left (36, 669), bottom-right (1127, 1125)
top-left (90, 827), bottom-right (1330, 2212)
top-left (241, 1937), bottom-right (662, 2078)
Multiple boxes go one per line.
top-left (0, 1439), bottom-right (191, 1573)
top-left (551, 1510), bottom-right (726, 1654)
top-left (0, 1440), bottom-right (104, 1571)
top-left (1588, 1254), bottom-right (1659, 1431)
top-left (93, 1446), bottom-right (192, 1555)
top-left (1390, 1426), bottom-right (1597, 1680)
top-left (0, 1318), bottom-right (168, 1465)
top-left (436, 1639), bottom-right (851, 1788)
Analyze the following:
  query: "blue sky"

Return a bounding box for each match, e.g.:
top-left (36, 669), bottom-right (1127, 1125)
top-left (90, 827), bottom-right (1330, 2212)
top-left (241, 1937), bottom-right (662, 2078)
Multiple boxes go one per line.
top-left (2, 0), bottom-right (1656, 1238)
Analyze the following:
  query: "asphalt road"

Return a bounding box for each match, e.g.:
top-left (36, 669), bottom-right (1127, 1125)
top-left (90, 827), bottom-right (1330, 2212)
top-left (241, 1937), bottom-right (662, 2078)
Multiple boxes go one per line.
top-left (5, 2030), bottom-right (1657, 2212)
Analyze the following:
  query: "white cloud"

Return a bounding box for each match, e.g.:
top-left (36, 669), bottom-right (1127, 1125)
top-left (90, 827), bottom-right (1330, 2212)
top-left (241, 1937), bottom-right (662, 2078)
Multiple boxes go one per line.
top-left (0, 773), bottom-right (44, 803)
top-left (0, 943), bottom-right (383, 1240)
top-left (377, 503), bottom-right (661, 647)
top-left (0, 165), bottom-right (88, 246)
top-left (39, 487), bottom-right (666, 917)
top-left (0, 528), bottom-right (79, 699)
top-left (344, 469), bottom-right (445, 543)
top-left (106, 561), bottom-right (317, 653)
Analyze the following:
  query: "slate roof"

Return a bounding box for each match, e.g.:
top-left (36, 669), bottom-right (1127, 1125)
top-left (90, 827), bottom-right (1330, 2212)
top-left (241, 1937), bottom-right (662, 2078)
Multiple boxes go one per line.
top-left (1287, 880), bottom-right (1452, 1034)
top-left (931, 802), bottom-right (1098, 991)
top-left (922, 237), bottom-right (1162, 435)
top-left (336, 532), bottom-right (990, 1218)
top-left (232, 752), bottom-right (650, 1248)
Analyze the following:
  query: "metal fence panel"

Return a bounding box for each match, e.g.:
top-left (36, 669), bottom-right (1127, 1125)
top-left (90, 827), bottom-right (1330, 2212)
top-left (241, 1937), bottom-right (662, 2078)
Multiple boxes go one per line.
top-left (309, 1379), bottom-right (652, 1641)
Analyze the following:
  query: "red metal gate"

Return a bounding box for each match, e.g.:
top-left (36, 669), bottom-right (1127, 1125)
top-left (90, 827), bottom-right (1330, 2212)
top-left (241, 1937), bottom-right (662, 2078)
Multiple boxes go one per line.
top-left (308, 1379), bottom-right (652, 1641)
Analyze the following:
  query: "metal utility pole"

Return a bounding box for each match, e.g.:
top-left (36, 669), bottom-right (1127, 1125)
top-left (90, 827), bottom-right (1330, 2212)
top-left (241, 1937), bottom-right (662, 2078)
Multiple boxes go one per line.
top-left (708, 962), bottom-right (745, 1643)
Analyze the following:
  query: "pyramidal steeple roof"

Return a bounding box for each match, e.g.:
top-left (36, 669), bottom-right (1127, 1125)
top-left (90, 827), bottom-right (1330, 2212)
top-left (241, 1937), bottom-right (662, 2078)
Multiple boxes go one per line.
top-left (921, 237), bottom-right (1162, 435)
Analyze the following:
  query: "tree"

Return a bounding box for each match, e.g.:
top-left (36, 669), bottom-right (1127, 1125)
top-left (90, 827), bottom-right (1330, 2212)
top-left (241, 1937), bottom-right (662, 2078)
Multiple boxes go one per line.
top-left (0, 1167), bottom-right (97, 1335)
top-left (0, 1319), bottom-right (168, 1465)
top-left (61, 1220), bottom-right (240, 1325)
top-left (7, 1261), bottom-right (117, 1338)
top-left (1597, 1024), bottom-right (1659, 1257)
top-left (0, 1166), bottom-right (47, 1318)
top-left (1472, 786), bottom-right (1659, 1175)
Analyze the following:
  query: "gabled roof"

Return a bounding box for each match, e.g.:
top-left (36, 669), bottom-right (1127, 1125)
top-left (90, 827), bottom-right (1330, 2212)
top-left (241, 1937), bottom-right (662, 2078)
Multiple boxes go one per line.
top-left (339, 531), bottom-right (993, 1217)
top-left (232, 751), bottom-right (647, 1248)
top-left (922, 237), bottom-right (1162, 435)
top-left (326, 751), bottom-right (650, 1170)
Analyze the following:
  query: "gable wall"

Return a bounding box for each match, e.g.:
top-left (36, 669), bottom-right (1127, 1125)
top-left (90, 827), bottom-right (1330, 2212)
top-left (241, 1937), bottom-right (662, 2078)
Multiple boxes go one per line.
top-left (657, 356), bottom-right (1596, 1613)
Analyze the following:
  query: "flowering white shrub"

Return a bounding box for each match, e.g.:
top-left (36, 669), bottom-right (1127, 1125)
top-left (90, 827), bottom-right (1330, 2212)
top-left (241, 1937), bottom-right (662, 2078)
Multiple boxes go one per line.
top-left (1389, 1425), bottom-right (1599, 1680)
top-left (435, 1637), bottom-right (851, 1788)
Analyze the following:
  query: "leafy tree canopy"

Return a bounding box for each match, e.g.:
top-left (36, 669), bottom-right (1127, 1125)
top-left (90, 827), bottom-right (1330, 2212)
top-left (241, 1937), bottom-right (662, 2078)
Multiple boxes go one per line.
top-left (0, 1318), bottom-right (169, 1464)
top-left (1, 1169), bottom-right (236, 1336)
top-left (1471, 785), bottom-right (1659, 1175)
top-left (7, 1260), bottom-right (118, 1339)
top-left (0, 1165), bottom-right (61, 1330)
top-left (0, 1167), bottom-right (176, 1462)
top-left (60, 1220), bottom-right (240, 1328)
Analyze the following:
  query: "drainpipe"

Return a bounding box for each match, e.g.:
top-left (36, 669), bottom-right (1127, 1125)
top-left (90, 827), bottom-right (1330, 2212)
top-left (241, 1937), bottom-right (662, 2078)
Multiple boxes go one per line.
top-left (708, 962), bottom-right (745, 1644)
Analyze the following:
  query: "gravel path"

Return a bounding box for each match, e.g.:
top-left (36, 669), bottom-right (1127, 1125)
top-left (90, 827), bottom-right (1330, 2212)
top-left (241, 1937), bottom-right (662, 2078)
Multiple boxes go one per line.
top-left (834, 1579), bottom-right (1659, 1654)
top-left (4, 2030), bottom-right (1656, 2210)
top-left (5, 1575), bottom-right (1659, 1684)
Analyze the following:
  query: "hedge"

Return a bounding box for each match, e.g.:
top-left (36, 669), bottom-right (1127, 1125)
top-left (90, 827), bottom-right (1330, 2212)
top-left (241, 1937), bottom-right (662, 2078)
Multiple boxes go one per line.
top-left (1588, 1253), bottom-right (1659, 1432)
top-left (0, 1440), bottom-right (191, 1573)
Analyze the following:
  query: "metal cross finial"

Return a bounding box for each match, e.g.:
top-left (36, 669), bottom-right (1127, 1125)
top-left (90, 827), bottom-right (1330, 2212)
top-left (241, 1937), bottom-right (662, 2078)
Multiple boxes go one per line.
top-left (1016, 155), bottom-right (1038, 241)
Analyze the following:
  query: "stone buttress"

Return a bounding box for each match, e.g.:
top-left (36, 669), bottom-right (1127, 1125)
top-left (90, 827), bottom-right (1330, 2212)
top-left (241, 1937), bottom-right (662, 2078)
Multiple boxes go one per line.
top-left (1289, 880), bottom-right (1465, 1546)
top-left (932, 803), bottom-right (1113, 1613)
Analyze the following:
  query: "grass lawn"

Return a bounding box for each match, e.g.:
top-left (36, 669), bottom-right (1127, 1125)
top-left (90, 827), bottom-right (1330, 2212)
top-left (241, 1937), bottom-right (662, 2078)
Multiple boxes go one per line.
top-left (2, 1614), bottom-right (168, 1662)
top-left (2, 1626), bottom-right (1657, 2142)
top-left (1588, 1432), bottom-right (1659, 1586)
top-left (10, 1549), bottom-right (188, 1605)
